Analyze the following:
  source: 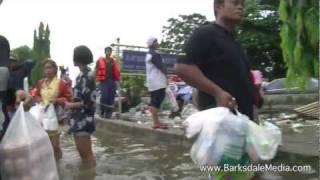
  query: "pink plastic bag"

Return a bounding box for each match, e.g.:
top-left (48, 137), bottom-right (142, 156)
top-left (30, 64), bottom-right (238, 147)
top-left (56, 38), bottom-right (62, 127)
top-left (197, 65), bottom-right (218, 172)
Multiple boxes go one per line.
top-left (250, 70), bottom-right (263, 85)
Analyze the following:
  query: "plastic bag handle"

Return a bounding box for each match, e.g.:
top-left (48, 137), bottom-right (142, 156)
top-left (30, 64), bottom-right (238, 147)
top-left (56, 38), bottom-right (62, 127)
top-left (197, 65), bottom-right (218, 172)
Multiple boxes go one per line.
top-left (229, 97), bottom-right (240, 115)
top-left (18, 101), bottom-right (25, 109)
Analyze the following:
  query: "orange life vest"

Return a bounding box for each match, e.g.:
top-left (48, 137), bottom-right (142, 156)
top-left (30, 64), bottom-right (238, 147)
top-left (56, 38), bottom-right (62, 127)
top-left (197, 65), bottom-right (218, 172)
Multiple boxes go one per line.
top-left (96, 57), bottom-right (120, 81)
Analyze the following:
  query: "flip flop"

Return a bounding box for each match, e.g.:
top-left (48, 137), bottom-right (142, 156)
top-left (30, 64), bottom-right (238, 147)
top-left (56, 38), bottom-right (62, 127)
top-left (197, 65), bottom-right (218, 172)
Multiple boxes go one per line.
top-left (152, 124), bottom-right (169, 129)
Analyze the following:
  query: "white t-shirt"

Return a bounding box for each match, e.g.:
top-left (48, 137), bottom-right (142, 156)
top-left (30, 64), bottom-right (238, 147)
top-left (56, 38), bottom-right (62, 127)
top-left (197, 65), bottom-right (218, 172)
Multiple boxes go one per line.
top-left (145, 52), bottom-right (167, 92)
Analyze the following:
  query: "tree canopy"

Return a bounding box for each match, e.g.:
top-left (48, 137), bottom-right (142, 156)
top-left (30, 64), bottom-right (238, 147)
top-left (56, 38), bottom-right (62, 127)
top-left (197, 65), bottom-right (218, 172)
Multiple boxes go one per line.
top-left (30, 22), bottom-right (51, 85)
top-left (238, 0), bottom-right (286, 80)
top-left (279, 0), bottom-right (319, 88)
top-left (161, 3), bottom-right (285, 80)
top-left (160, 13), bottom-right (208, 51)
top-left (11, 45), bottom-right (33, 61)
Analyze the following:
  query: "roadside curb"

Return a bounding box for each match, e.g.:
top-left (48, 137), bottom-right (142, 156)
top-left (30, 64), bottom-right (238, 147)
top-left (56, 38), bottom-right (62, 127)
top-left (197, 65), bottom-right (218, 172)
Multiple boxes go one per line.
top-left (96, 115), bottom-right (319, 157)
top-left (95, 116), bottom-right (192, 147)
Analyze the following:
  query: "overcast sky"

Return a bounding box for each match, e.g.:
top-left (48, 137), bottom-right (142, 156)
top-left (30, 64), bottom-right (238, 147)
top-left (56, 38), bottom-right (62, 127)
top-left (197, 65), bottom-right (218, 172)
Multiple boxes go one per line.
top-left (0, 0), bottom-right (214, 79)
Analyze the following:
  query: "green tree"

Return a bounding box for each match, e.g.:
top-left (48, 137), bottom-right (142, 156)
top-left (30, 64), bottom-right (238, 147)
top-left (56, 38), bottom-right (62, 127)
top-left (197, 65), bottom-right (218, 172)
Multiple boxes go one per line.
top-left (279, 0), bottom-right (319, 89)
top-left (160, 13), bottom-right (208, 51)
top-left (238, 1), bottom-right (286, 80)
top-left (30, 22), bottom-right (51, 85)
top-left (117, 49), bottom-right (146, 109)
top-left (12, 45), bottom-right (33, 61)
top-left (161, 8), bottom-right (285, 80)
top-left (120, 74), bottom-right (146, 108)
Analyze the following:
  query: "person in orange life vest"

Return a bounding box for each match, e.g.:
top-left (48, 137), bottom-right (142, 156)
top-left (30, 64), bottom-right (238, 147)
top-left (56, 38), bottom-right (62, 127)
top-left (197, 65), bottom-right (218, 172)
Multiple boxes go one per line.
top-left (95, 46), bottom-right (120, 118)
top-left (33, 59), bottom-right (72, 159)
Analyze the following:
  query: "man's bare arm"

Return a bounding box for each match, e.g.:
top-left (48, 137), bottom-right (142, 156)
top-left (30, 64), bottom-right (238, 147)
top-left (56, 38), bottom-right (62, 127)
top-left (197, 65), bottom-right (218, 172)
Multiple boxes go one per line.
top-left (175, 63), bottom-right (235, 108)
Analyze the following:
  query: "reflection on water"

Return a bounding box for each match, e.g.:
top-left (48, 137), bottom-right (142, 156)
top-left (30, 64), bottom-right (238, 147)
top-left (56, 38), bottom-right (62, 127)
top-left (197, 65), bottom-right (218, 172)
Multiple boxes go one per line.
top-left (57, 129), bottom-right (318, 180)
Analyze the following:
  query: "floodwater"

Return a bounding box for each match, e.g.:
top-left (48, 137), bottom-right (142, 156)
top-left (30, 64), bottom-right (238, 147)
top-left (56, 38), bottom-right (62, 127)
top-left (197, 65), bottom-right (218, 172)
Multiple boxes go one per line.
top-left (57, 127), bottom-right (319, 180)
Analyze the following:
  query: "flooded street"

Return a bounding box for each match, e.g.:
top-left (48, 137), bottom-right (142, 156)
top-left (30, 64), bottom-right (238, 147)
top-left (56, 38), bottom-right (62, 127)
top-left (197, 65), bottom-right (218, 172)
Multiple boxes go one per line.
top-left (57, 127), bottom-right (319, 180)
top-left (57, 129), bottom-right (204, 180)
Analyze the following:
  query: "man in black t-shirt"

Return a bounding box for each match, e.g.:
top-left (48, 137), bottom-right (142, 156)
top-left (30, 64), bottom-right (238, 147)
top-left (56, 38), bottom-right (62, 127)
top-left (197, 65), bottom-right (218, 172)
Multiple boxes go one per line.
top-left (176, 0), bottom-right (255, 120)
top-left (176, 2), bottom-right (259, 179)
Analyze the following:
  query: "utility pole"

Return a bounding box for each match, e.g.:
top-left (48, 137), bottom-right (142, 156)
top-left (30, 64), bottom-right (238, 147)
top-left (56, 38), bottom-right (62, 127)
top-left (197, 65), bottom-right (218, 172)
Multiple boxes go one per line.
top-left (116, 37), bottom-right (122, 118)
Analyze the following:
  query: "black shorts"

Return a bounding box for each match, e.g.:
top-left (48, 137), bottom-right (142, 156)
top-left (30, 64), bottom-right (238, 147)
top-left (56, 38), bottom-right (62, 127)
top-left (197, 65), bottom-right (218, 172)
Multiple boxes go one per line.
top-left (149, 88), bottom-right (166, 109)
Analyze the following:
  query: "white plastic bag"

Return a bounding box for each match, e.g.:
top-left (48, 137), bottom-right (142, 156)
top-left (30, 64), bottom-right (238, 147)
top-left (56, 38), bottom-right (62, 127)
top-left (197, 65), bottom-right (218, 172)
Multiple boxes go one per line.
top-left (190, 109), bottom-right (229, 165)
top-left (165, 87), bottom-right (179, 112)
top-left (39, 104), bottom-right (59, 131)
top-left (185, 107), bottom-right (251, 166)
top-left (210, 111), bottom-right (249, 166)
top-left (0, 103), bottom-right (59, 180)
top-left (246, 121), bottom-right (282, 161)
top-left (184, 107), bottom-right (233, 165)
top-left (183, 107), bottom-right (227, 139)
top-left (29, 104), bottom-right (42, 125)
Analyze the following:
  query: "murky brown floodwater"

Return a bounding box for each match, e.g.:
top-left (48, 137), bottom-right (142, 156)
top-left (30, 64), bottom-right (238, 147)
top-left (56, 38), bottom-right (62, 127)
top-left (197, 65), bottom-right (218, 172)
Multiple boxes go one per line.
top-left (57, 127), bottom-right (319, 180)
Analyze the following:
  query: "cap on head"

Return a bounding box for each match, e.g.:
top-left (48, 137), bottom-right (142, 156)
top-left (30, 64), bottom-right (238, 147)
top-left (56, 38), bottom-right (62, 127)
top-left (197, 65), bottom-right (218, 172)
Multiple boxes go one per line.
top-left (146, 37), bottom-right (157, 48)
